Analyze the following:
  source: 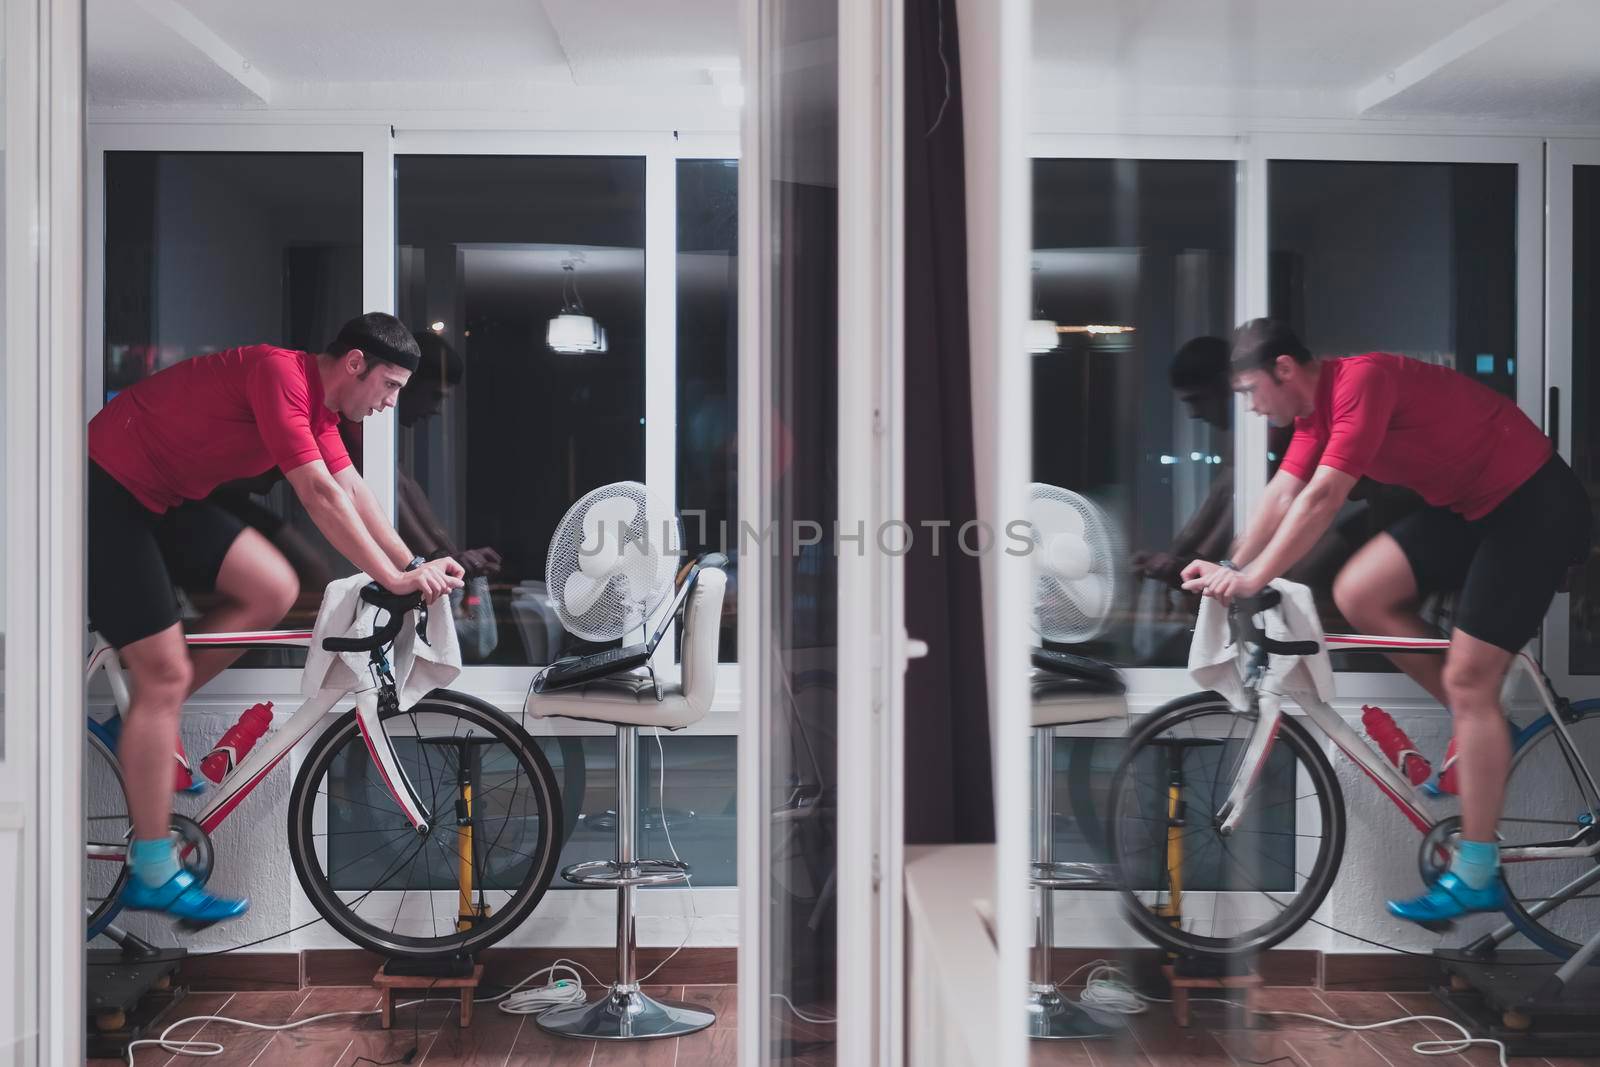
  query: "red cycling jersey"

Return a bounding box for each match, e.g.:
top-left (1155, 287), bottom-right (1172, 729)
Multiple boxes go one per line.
top-left (89, 345), bottom-right (353, 514)
top-left (1279, 353), bottom-right (1550, 520)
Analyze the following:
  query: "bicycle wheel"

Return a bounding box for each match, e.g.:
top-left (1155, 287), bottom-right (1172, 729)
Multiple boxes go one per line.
top-left (1498, 705), bottom-right (1600, 959)
top-left (288, 689), bottom-right (563, 959)
top-left (85, 726), bottom-right (130, 939)
top-left (1106, 691), bottom-right (1345, 957)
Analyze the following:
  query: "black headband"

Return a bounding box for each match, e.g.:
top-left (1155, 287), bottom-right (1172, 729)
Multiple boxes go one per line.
top-left (333, 323), bottom-right (420, 372)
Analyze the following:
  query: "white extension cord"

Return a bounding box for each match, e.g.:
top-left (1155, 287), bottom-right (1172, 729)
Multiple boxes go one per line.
top-left (124, 1007), bottom-right (391, 1065)
top-left (1056, 960), bottom-right (1510, 1067)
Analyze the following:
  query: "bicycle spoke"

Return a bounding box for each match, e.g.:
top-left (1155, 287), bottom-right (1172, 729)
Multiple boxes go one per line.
top-left (320, 788), bottom-right (418, 821)
top-left (325, 826), bottom-right (417, 882)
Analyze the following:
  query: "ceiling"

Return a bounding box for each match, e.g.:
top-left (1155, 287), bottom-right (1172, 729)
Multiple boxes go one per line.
top-left (89, 0), bottom-right (1600, 128)
top-left (1030, 0), bottom-right (1600, 125)
top-left (88, 0), bottom-right (741, 114)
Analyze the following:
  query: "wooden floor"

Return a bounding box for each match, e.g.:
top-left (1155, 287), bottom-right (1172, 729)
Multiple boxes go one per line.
top-left (1032, 987), bottom-right (1600, 1067)
top-left (94, 984), bottom-right (740, 1067)
top-left (95, 984), bottom-right (1600, 1066)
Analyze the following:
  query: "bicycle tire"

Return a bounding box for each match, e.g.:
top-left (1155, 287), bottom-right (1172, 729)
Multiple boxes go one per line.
top-left (1106, 691), bottom-right (1346, 958)
top-left (85, 728), bottom-right (130, 940)
top-left (288, 689), bottom-right (563, 959)
top-left (549, 735), bottom-right (587, 847)
top-left (1497, 705), bottom-right (1600, 960)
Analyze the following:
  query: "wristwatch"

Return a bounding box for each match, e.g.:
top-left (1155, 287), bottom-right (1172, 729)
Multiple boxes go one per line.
top-left (1218, 559), bottom-right (1240, 572)
top-left (405, 555), bottom-right (427, 572)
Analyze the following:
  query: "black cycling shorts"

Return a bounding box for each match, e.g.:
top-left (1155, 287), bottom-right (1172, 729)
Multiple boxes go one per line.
top-left (1387, 455), bottom-right (1594, 653)
top-left (88, 462), bottom-right (247, 649)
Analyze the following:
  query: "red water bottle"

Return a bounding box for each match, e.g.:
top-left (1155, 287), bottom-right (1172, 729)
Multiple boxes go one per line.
top-left (1361, 704), bottom-right (1432, 785)
top-left (201, 702), bottom-right (274, 784)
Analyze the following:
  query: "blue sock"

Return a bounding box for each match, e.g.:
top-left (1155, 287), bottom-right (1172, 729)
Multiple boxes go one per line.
top-left (1450, 838), bottom-right (1500, 891)
top-left (129, 837), bottom-right (181, 889)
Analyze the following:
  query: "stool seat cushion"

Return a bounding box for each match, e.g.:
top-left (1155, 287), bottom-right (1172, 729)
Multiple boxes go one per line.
top-left (526, 669), bottom-right (705, 729)
top-left (1031, 669), bottom-right (1128, 726)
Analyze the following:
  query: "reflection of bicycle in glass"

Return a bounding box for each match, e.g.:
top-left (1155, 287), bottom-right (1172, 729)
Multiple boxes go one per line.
top-left (85, 584), bottom-right (564, 959)
top-left (1108, 589), bottom-right (1600, 965)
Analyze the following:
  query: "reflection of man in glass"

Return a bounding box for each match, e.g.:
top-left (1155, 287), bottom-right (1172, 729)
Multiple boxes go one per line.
top-left (389, 333), bottom-right (502, 580)
top-left (1133, 337), bottom-right (1234, 586)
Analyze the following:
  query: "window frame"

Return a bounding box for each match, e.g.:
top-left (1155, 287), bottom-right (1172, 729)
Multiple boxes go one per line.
top-left (1031, 129), bottom-right (1546, 709)
top-left (86, 125), bottom-right (742, 715)
top-left (1540, 139), bottom-right (1600, 697)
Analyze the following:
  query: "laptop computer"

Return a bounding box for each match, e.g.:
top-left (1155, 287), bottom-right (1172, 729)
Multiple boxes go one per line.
top-left (531, 559), bottom-right (706, 694)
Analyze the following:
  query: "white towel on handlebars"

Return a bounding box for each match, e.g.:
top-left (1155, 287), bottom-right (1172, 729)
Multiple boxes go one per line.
top-left (302, 573), bottom-right (463, 709)
top-left (1188, 578), bottom-right (1336, 711)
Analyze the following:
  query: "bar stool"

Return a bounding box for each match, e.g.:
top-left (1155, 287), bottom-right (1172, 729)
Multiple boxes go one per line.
top-left (1028, 655), bottom-right (1128, 1039)
top-left (524, 567), bottom-right (726, 1040)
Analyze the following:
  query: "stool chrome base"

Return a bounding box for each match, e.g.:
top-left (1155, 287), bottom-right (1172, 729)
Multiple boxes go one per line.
top-left (1026, 985), bottom-right (1117, 1040)
top-left (537, 985), bottom-right (715, 1041)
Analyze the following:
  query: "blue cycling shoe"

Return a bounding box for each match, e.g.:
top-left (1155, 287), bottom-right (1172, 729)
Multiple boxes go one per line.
top-left (1387, 871), bottom-right (1505, 930)
top-left (119, 868), bottom-right (248, 929)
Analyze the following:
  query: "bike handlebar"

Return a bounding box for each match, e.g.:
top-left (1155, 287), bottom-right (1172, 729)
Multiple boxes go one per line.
top-left (320, 583), bottom-right (425, 653)
top-left (1228, 588), bottom-right (1320, 658)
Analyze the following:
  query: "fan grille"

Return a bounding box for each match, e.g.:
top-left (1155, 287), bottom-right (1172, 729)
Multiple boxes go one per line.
top-left (1028, 482), bottom-right (1124, 644)
top-left (544, 481), bottom-right (682, 643)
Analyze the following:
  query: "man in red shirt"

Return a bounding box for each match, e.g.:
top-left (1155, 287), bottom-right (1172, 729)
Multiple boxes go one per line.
top-left (1182, 319), bottom-right (1592, 924)
top-left (88, 313), bottom-right (465, 924)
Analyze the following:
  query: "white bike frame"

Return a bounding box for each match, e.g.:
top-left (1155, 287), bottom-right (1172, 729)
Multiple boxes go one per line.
top-left (85, 626), bottom-right (432, 864)
top-left (1217, 630), bottom-right (1600, 865)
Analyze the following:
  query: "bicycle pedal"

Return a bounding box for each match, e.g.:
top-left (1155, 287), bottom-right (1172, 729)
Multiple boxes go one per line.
top-left (174, 917), bottom-right (222, 933)
top-left (1415, 918), bottom-right (1456, 935)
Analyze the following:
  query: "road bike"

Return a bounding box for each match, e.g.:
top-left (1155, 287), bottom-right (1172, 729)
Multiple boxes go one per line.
top-left (85, 584), bottom-right (565, 959)
top-left (1106, 588), bottom-right (1600, 964)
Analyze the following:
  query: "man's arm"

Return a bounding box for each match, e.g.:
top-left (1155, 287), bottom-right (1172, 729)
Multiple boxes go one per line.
top-left (1240, 465), bottom-right (1356, 583)
top-left (1186, 465), bottom-right (1356, 602)
top-left (333, 464), bottom-right (414, 572)
top-left (286, 461), bottom-right (409, 586)
top-left (1228, 467), bottom-right (1306, 567)
top-left (1177, 467), bottom-right (1304, 585)
top-left (285, 461), bottom-right (462, 600)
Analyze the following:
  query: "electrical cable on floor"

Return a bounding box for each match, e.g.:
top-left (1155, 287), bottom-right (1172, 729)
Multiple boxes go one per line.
top-left (771, 992), bottom-right (837, 1025)
top-left (631, 727), bottom-right (699, 987)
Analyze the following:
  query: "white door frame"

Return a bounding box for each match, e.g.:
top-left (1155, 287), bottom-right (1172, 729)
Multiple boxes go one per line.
top-left (1542, 139), bottom-right (1600, 697)
top-left (736, 0), bottom-right (906, 1062)
top-left (838, 0), bottom-right (906, 1062)
top-left (4, 0), bottom-right (86, 1062)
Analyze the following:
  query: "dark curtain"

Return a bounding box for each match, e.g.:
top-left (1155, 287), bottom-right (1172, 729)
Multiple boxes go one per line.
top-left (904, 0), bottom-right (994, 844)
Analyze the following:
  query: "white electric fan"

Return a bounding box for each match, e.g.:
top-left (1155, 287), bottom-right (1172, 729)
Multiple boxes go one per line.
top-left (545, 481), bottom-right (683, 643)
top-left (1027, 482), bottom-right (1124, 643)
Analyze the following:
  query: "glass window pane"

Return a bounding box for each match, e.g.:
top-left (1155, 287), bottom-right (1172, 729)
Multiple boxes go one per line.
top-left (327, 735), bottom-right (738, 889)
top-left (1568, 165), bottom-right (1600, 674)
top-left (395, 156), bottom-right (646, 666)
top-left (101, 151), bottom-right (364, 664)
top-left (1031, 158), bottom-right (1236, 667)
top-left (677, 159), bottom-right (740, 663)
top-left (1268, 160), bottom-right (1519, 667)
top-left (1046, 736), bottom-right (1296, 891)
top-left (763, 0), bottom-right (840, 1055)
